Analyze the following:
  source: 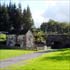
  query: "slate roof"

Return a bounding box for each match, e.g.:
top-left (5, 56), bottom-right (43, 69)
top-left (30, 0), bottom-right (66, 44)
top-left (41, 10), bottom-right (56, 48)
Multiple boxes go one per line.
top-left (0, 29), bottom-right (29, 35)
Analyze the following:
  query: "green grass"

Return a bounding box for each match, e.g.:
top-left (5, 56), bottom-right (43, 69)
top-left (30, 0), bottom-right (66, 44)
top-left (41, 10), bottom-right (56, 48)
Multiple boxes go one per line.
top-left (0, 49), bottom-right (34, 60)
top-left (1, 48), bottom-right (70, 70)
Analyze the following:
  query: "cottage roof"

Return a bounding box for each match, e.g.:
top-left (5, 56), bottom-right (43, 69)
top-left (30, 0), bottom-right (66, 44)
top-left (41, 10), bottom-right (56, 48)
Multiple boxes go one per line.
top-left (0, 29), bottom-right (33, 35)
top-left (5, 29), bottom-right (29, 35)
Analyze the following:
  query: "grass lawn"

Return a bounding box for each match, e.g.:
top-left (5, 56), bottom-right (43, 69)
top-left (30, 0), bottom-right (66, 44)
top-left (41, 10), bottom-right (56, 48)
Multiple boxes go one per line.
top-left (1, 48), bottom-right (70, 70)
top-left (0, 49), bottom-right (34, 60)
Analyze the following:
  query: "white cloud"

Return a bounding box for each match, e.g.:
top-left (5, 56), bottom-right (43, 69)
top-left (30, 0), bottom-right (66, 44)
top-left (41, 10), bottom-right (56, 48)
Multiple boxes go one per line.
top-left (42, 0), bottom-right (70, 22)
top-left (31, 0), bottom-right (70, 27)
top-left (32, 10), bottom-right (49, 28)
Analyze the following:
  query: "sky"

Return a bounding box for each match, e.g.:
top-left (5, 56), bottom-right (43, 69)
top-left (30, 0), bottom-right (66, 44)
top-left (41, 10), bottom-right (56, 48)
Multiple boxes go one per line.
top-left (0, 0), bottom-right (70, 28)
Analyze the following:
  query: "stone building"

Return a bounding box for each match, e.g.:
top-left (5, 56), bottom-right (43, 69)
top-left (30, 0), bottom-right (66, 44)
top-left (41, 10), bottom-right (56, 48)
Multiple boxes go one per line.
top-left (6, 30), bottom-right (34, 49)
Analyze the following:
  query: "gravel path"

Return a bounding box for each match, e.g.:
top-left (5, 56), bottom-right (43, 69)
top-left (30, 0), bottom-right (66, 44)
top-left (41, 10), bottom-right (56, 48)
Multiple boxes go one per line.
top-left (0, 50), bottom-right (57, 68)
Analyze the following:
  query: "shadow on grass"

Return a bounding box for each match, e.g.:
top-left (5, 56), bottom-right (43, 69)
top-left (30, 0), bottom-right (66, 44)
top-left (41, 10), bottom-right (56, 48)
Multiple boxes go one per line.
top-left (58, 48), bottom-right (70, 51)
top-left (36, 49), bottom-right (58, 53)
top-left (42, 55), bottom-right (70, 61)
top-left (40, 50), bottom-right (70, 61)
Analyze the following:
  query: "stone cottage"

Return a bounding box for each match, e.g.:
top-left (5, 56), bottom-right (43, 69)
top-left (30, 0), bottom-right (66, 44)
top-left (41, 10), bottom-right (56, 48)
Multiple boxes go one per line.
top-left (6, 30), bottom-right (34, 49)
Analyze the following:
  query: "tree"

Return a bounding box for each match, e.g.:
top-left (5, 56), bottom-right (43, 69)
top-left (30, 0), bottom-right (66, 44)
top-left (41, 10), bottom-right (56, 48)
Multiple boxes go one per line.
top-left (40, 19), bottom-right (70, 34)
top-left (7, 3), bottom-right (17, 32)
top-left (40, 22), bottom-right (47, 32)
top-left (0, 4), bottom-right (9, 31)
top-left (0, 3), bottom-right (34, 34)
top-left (22, 6), bottom-right (34, 32)
top-left (41, 20), bottom-right (57, 32)
top-left (33, 28), bottom-right (46, 44)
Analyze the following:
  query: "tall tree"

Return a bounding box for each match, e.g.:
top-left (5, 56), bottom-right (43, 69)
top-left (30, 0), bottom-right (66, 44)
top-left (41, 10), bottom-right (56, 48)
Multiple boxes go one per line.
top-left (0, 3), bottom-right (34, 34)
top-left (22, 6), bottom-right (34, 32)
top-left (0, 4), bottom-right (9, 31)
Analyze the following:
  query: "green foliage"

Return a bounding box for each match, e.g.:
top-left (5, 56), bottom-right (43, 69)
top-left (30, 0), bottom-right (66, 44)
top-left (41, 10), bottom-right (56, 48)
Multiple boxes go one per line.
top-left (0, 3), bottom-right (34, 33)
top-left (23, 6), bottom-right (34, 31)
top-left (0, 4), bottom-right (9, 31)
top-left (0, 34), bottom-right (6, 41)
top-left (34, 29), bottom-right (45, 43)
top-left (41, 19), bottom-right (70, 33)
